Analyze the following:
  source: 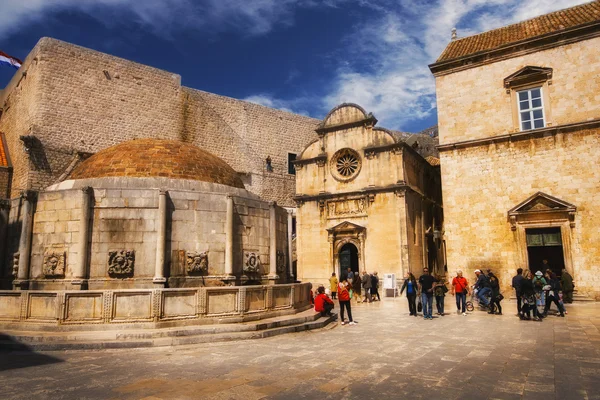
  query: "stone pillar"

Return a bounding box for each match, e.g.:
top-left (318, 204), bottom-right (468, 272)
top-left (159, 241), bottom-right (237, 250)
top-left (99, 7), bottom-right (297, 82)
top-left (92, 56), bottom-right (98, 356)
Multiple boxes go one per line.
top-left (328, 233), bottom-right (335, 275)
top-left (153, 189), bottom-right (167, 287)
top-left (14, 190), bottom-right (36, 290)
top-left (358, 231), bottom-right (366, 273)
top-left (0, 200), bottom-right (9, 280)
top-left (268, 202), bottom-right (278, 282)
top-left (72, 186), bottom-right (92, 289)
top-left (223, 195), bottom-right (235, 282)
top-left (287, 210), bottom-right (294, 281)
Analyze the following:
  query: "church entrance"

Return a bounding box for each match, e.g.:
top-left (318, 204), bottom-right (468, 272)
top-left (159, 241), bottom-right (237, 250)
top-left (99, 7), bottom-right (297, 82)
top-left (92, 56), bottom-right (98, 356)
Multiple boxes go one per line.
top-left (339, 242), bottom-right (359, 279)
top-left (526, 227), bottom-right (565, 276)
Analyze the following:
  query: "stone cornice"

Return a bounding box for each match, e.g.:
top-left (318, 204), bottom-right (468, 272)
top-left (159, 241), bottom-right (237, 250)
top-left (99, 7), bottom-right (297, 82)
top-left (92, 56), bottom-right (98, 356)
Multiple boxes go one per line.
top-left (437, 119), bottom-right (600, 152)
top-left (293, 181), bottom-right (440, 206)
top-left (292, 154), bottom-right (327, 167)
top-left (315, 114), bottom-right (378, 136)
top-left (429, 21), bottom-right (600, 76)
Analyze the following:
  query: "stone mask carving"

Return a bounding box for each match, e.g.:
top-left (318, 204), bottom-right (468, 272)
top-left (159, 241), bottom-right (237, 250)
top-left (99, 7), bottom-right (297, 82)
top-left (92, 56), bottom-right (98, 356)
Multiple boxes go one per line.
top-left (12, 253), bottom-right (19, 277)
top-left (108, 250), bottom-right (135, 276)
top-left (43, 251), bottom-right (66, 278)
top-left (187, 251), bottom-right (209, 274)
top-left (244, 252), bottom-right (261, 274)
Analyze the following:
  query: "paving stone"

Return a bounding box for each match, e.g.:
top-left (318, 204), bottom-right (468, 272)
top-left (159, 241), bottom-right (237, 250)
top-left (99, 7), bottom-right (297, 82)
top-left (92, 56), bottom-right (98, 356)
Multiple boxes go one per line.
top-left (0, 299), bottom-right (599, 399)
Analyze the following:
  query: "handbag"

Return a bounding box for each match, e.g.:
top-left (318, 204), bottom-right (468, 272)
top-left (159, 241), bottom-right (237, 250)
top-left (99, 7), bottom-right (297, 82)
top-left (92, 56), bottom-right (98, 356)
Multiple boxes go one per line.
top-left (417, 297), bottom-right (423, 312)
top-left (496, 294), bottom-right (504, 301)
top-left (442, 284), bottom-right (449, 293)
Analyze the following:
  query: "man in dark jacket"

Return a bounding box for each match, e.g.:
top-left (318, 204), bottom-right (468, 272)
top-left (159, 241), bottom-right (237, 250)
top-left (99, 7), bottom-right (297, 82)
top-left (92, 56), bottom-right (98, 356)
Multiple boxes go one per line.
top-left (370, 272), bottom-right (381, 301)
top-left (561, 269), bottom-right (574, 303)
top-left (512, 268), bottom-right (524, 316)
top-left (474, 269), bottom-right (491, 307)
top-left (361, 271), bottom-right (372, 303)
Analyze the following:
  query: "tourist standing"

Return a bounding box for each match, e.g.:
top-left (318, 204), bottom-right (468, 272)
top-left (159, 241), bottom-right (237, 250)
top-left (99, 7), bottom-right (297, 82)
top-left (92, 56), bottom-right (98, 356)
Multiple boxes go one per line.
top-left (329, 273), bottom-right (338, 300)
top-left (543, 271), bottom-right (565, 317)
top-left (361, 271), bottom-right (372, 303)
top-left (512, 268), bottom-right (524, 317)
top-left (451, 270), bottom-right (469, 316)
top-left (346, 268), bottom-right (354, 283)
top-left (532, 271), bottom-right (547, 310)
top-left (337, 278), bottom-right (356, 325)
top-left (400, 272), bottom-right (418, 316)
top-left (352, 274), bottom-right (363, 303)
top-left (561, 269), bottom-right (574, 303)
top-left (418, 267), bottom-right (436, 320)
top-left (433, 274), bottom-right (448, 316)
top-left (521, 270), bottom-right (543, 321)
top-left (488, 272), bottom-right (502, 315)
top-left (371, 272), bottom-right (381, 301)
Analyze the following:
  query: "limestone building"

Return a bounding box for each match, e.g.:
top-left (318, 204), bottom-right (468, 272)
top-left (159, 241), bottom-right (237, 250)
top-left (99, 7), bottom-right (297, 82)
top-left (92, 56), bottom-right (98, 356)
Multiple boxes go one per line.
top-left (294, 104), bottom-right (443, 288)
top-left (430, 1), bottom-right (600, 298)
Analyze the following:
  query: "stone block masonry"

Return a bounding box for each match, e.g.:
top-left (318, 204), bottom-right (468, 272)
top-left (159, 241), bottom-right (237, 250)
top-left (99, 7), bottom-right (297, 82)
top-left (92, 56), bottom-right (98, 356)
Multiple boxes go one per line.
top-left (0, 37), bottom-right (319, 207)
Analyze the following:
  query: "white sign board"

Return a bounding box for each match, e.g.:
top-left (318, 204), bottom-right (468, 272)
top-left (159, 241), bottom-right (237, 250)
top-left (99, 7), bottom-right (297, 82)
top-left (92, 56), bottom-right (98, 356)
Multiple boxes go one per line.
top-left (383, 273), bottom-right (396, 289)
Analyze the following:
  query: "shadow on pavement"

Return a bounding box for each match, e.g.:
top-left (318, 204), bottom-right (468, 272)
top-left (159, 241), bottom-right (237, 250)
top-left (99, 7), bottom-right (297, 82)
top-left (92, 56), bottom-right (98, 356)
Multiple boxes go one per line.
top-left (0, 334), bottom-right (64, 372)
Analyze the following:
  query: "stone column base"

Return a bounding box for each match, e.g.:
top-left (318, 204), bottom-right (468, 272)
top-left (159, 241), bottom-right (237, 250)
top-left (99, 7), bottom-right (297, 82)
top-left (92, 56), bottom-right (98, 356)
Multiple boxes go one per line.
top-left (70, 279), bottom-right (88, 290)
top-left (221, 275), bottom-right (236, 285)
top-left (152, 277), bottom-right (167, 288)
top-left (265, 275), bottom-right (280, 285)
top-left (12, 279), bottom-right (29, 290)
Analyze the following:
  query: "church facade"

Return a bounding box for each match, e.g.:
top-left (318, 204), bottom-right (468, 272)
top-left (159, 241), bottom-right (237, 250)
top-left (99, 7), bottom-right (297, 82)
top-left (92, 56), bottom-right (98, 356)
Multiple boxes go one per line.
top-left (294, 104), bottom-right (443, 288)
top-left (430, 1), bottom-right (600, 298)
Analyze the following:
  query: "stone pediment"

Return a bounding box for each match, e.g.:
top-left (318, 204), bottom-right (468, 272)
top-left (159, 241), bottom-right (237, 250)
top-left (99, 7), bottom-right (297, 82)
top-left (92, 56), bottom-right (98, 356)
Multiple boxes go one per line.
top-left (504, 66), bottom-right (553, 89)
top-left (508, 192), bottom-right (577, 230)
top-left (327, 221), bottom-right (366, 234)
top-left (508, 192), bottom-right (576, 215)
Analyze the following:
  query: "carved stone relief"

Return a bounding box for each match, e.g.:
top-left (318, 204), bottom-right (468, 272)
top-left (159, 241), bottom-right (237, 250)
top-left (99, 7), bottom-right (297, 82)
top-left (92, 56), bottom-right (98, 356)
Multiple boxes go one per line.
top-left (244, 252), bottom-right (261, 274)
top-left (327, 198), bottom-right (367, 218)
top-left (43, 251), bottom-right (66, 278)
top-left (276, 250), bottom-right (286, 273)
top-left (108, 250), bottom-right (135, 276)
top-left (187, 251), bottom-right (208, 274)
top-left (12, 253), bottom-right (19, 277)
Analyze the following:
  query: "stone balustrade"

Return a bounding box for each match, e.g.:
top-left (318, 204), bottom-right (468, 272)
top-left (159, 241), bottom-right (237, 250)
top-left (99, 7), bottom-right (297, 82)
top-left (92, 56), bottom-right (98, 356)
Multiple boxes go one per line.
top-left (0, 283), bottom-right (311, 328)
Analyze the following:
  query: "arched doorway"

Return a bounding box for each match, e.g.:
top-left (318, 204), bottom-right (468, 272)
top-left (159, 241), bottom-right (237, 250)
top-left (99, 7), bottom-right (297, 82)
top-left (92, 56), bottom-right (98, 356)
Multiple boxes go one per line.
top-left (339, 242), bottom-right (359, 279)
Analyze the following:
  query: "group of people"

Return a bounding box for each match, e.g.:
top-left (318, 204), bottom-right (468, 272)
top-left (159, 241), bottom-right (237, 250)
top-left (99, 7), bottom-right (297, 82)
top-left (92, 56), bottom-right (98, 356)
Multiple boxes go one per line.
top-left (316, 264), bottom-right (575, 324)
top-left (397, 265), bottom-right (573, 321)
top-left (511, 267), bottom-right (573, 321)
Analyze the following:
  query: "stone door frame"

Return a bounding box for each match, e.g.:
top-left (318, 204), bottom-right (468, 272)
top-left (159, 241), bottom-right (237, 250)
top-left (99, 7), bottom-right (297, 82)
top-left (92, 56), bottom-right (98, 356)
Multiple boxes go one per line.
top-left (508, 192), bottom-right (576, 276)
top-left (327, 221), bottom-right (366, 275)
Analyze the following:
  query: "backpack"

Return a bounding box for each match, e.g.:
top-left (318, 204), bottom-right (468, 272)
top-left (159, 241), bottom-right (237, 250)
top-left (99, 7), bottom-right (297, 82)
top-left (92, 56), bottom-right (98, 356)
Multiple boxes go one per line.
top-left (533, 277), bottom-right (544, 289)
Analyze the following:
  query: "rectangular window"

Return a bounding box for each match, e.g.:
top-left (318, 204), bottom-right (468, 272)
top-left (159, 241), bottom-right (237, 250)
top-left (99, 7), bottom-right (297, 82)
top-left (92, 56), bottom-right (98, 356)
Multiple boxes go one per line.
top-left (518, 87), bottom-right (545, 131)
top-left (287, 153), bottom-right (297, 175)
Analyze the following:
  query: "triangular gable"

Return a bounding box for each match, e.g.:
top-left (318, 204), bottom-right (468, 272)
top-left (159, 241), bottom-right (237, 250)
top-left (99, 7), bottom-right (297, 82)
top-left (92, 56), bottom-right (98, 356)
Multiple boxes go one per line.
top-left (508, 192), bottom-right (576, 216)
top-left (327, 221), bottom-right (366, 233)
top-left (504, 66), bottom-right (553, 89)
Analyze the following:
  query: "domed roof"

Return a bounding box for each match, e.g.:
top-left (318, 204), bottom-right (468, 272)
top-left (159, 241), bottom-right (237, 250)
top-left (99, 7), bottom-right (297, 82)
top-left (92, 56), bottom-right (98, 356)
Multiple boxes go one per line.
top-left (70, 139), bottom-right (244, 189)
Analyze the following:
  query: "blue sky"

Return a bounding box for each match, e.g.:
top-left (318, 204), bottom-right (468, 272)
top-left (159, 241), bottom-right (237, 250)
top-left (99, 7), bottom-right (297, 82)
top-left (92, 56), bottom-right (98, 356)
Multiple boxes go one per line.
top-left (0, 0), bottom-right (589, 133)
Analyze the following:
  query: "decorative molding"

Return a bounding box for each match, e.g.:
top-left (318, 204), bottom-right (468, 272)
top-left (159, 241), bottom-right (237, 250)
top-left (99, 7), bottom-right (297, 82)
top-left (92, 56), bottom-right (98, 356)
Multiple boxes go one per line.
top-left (198, 288), bottom-right (207, 315)
top-left (243, 251), bottom-right (261, 274)
top-left (504, 66), bottom-right (553, 90)
top-left (326, 198), bottom-right (367, 219)
top-left (11, 253), bottom-right (19, 277)
top-left (330, 148), bottom-right (362, 182)
top-left (437, 119), bottom-right (600, 152)
top-left (103, 291), bottom-right (112, 323)
top-left (316, 113), bottom-right (378, 135)
top-left (186, 251), bottom-right (208, 274)
top-left (293, 154), bottom-right (327, 168)
top-left (43, 251), bottom-right (66, 278)
top-left (107, 250), bottom-right (135, 277)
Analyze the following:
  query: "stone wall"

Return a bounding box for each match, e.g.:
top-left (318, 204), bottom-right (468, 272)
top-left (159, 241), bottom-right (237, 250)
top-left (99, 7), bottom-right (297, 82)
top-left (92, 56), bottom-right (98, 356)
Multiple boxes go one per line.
top-left (0, 283), bottom-right (311, 327)
top-left (0, 38), bottom-right (319, 207)
top-left (7, 181), bottom-right (290, 290)
top-left (439, 130), bottom-right (600, 297)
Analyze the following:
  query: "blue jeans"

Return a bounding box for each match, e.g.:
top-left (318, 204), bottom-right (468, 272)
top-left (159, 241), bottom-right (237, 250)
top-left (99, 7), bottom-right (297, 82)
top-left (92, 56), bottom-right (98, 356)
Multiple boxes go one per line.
top-left (421, 293), bottom-right (433, 318)
top-left (455, 292), bottom-right (466, 313)
top-left (477, 287), bottom-right (491, 306)
top-left (435, 295), bottom-right (445, 314)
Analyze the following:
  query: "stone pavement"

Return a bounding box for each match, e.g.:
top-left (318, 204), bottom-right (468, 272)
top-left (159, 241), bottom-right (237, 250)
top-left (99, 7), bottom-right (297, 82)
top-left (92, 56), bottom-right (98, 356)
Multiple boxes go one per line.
top-left (1, 298), bottom-right (599, 400)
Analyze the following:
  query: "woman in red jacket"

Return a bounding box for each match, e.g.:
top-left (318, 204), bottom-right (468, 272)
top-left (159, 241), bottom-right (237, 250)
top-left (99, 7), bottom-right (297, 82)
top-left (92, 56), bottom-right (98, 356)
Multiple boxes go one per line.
top-left (314, 286), bottom-right (334, 317)
top-left (337, 277), bottom-right (357, 325)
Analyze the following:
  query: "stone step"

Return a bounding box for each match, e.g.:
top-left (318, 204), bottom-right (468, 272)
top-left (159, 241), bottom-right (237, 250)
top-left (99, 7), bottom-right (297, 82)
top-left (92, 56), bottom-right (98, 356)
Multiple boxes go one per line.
top-left (0, 311), bottom-right (336, 351)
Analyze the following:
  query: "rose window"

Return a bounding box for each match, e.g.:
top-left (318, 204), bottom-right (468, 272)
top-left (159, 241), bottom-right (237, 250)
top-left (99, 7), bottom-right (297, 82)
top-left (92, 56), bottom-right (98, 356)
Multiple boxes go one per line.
top-left (331, 148), bottom-right (361, 182)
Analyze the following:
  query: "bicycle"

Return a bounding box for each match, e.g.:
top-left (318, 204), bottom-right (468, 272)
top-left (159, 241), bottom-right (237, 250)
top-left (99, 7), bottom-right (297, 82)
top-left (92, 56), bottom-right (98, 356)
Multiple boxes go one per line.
top-left (466, 288), bottom-right (492, 312)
